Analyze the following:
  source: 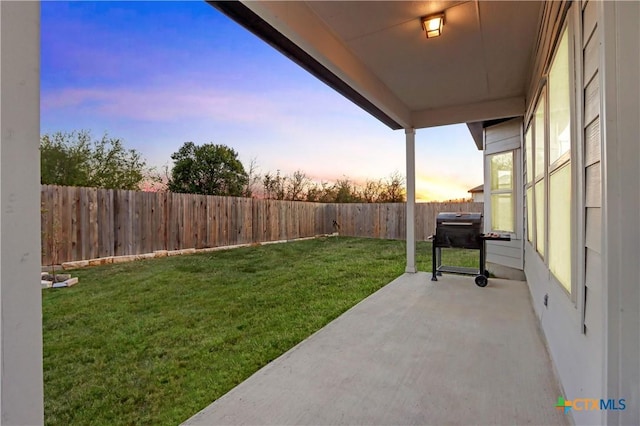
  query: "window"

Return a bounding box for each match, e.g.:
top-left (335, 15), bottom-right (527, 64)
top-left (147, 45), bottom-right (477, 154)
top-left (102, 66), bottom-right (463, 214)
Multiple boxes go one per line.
top-left (534, 95), bottom-right (546, 180)
top-left (524, 26), bottom-right (572, 294)
top-left (548, 30), bottom-right (571, 166)
top-left (547, 29), bottom-right (572, 292)
top-left (526, 187), bottom-right (533, 242)
top-left (549, 163), bottom-right (571, 290)
top-left (489, 151), bottom-right (514, 233)
top-left (525, 127), bottom-right (533, 242)
top-left (534, 95), bottom-right (546, 257)
top-left (535, 180), bottom-right (545, 256)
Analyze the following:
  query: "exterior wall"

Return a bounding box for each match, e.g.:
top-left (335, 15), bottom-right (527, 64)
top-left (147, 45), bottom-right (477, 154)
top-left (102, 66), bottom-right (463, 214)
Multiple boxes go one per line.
top-left (599, 1), bottom-right (640, 424)
top-left (524, 246), bottom-right (603, 425)
top-left (471, 192), bottom-right (483, 203)
top-left (0, 1), bottom-right (44, 424)
top-left (523, 2), bottom-right (605, 425)
top-left (483, 118), bottom-right (524, 271)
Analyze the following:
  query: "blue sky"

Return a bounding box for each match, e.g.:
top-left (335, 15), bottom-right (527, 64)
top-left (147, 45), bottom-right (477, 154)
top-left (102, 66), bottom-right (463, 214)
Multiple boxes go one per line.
top-left (41, 1), bottom-right (483, 201)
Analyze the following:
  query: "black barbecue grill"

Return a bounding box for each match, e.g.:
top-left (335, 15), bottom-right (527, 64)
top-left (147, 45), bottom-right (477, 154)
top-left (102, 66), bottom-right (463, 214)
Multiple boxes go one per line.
top-left (431, 212), bottom-right (510, 287)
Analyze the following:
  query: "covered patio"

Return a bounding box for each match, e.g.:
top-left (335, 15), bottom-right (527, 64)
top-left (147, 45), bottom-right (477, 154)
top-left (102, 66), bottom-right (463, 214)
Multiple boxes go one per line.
top-left (3, 0), bottom-right (637, 423)
top-left (179, 5), bottom-right (569, 422)
top-left (207, 0), bottom-right (542, 274)
top-left (185, 273), bottom-right (568, 425)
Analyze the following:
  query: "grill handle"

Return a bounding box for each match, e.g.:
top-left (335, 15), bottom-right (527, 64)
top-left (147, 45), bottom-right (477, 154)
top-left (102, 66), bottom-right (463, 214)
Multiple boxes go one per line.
top-left (440, 222), bottom-right (474, 226)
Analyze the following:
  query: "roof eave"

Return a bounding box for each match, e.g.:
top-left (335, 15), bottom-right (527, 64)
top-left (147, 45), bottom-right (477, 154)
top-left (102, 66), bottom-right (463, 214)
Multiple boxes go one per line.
top-left (208, 0), bottom-right (407, 130)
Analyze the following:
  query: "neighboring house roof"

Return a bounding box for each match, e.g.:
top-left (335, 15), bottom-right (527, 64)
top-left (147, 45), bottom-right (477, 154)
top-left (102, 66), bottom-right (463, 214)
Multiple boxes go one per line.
top-left (468, 184), bottom-right (484, 194)
top-left (210, 1), bottom-right (542, 130)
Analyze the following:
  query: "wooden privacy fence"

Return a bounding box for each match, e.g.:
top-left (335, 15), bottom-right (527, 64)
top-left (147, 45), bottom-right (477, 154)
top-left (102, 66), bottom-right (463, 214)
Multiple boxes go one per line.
top-left (40, 185), bottom-right (483, 265)
top-left (40, 186), bottom-right (332, 265)
top-left (329, 202), bottom-right (484, 241)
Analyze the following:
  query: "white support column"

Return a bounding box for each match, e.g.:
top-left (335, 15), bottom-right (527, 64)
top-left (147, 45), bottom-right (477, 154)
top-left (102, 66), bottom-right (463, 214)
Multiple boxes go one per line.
top-left (0, 1), bottom-right (44, 424)
top-left (405, 128), bottom-right (417, 273)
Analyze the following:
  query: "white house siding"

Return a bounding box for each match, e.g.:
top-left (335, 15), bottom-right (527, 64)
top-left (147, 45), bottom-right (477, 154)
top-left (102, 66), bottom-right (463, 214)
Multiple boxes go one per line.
top-left (523, 2), bottom-right (605, 425)
top-left (599, 1), bottom-right (640, 424)
top-left (580, 0), bottom-right (604, 406)
top-left (483, 118), bottom-right (523, 271)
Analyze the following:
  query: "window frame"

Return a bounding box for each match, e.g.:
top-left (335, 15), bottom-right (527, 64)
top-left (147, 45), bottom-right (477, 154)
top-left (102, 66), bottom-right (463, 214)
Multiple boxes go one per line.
top-left (547, 27), bottom-right (574, 295)
top-left (524, 126), bottom-right (534, 244)
top-left (548, 27), bottom-right (573, 171)
top-left (527, 87), bottom-right (548, 259)
top-left (488, 150), bottom-right (516, 234)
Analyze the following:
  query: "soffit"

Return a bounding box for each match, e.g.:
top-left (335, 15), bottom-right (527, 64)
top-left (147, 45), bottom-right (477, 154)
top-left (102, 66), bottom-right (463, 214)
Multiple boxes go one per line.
top-left (223, 1), bottom-right (543, 129)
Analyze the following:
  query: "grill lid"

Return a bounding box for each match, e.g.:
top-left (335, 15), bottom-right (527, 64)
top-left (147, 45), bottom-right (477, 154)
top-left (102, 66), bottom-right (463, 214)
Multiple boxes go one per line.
top-left (436, 212), bottom-right (482, 225)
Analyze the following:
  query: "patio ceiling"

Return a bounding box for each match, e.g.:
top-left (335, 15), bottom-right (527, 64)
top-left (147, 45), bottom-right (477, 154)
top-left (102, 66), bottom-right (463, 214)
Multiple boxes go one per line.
top-left (210, 1), bottom-right (543, 132)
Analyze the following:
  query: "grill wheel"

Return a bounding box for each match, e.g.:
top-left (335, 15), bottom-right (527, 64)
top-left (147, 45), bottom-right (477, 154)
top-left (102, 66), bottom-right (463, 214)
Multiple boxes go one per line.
top-left (475, 275), bottom-right (488, 287)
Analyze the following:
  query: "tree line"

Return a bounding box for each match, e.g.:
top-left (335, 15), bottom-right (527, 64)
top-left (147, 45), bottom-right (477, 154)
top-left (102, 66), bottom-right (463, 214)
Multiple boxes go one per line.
top-left (259, 169), bottom-right (405, 203)
top-left (40, 131), bottom-right (405, 203)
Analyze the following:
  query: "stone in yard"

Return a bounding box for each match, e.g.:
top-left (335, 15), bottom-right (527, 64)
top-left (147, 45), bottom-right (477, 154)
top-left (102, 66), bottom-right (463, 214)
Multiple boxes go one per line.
top-left (168, 248), bottom-right (197, 256)
top-left (41, 274), bottom-right (71, 282)
top-left (88, 257), bottom-right (108, 267)
top-left (42, 276), bottom-right (78, 289)
top-left (62, 260), bottom-right (89, 269)
top-left (112, 255), bottom-right (134, 264)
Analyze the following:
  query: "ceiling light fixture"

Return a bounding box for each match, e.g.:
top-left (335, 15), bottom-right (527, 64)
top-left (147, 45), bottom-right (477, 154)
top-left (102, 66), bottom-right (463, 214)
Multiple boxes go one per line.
top-left (421, 13), bottom-right (445, 38)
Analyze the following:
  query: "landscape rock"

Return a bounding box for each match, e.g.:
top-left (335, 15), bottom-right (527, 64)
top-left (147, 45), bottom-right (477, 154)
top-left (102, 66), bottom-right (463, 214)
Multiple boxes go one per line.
top-left (62, 260), bottom-right (89, 269)
top-left (41, 273), bottom-right (70, 282)
top-left (88, 257), bottom-right (111, 267)
top-left (168, 248), bottom-right (196, 256)
top-left (44, 276), bottom-right (79, 289)
top-left (112, 255), bottom-right (134, 264)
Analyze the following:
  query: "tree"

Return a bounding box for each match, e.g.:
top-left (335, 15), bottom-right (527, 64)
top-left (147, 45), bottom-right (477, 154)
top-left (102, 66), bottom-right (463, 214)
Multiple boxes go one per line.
top-left (243, 157), bottom-right (261, 198)
top-left (305, 181), bottom-right (336, 202)
top-left (262, 170), bottom-right (287, 200)
top-left (379, 171), bottom-right (406, 202)
top-left (334, 177), bottom-right (362, 203)
top-left (286, 170), bottom-right (310, 201)
top-left (168, 142), bottom-right (248, 196)
top-left (262, 169), bottom-right (310, 201)
top-left (40, 130), bottom-right (148, 190)
top-left (360, 179), bottom-right (384, 203)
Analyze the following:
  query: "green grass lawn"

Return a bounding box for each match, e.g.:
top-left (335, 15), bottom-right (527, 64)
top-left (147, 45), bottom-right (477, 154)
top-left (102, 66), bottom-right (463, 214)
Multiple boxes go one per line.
top-left (43, 237), bottom-right (477, 425)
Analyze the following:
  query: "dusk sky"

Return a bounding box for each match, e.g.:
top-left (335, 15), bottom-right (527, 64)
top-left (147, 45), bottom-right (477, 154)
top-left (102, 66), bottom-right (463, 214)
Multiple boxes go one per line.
top-left (41, 1), bottom-right (483, 201)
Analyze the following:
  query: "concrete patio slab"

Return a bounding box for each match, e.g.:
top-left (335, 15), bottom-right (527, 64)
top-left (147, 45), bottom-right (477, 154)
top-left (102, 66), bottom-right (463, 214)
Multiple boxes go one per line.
top-left (184, 272), bottom-right (569, 425)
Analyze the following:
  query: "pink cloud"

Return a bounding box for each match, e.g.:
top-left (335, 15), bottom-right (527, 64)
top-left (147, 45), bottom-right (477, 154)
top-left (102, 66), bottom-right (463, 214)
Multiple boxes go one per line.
top-left (41, 81), bottom-right (361, 132)
top-left (41, 85), bottom-right (281, 124)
